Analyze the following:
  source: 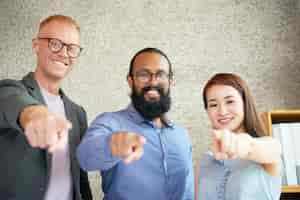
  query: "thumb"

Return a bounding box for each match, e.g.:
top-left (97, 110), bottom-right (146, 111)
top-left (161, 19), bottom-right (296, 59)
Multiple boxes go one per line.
top-left (133, 135), bottom-right (147, 147)
top-left (57, 118), bottom-right (72, 132)
top-left (47, 132), bottom-right (68, 153)
top-left (212, 129), bottom-right (222, 140)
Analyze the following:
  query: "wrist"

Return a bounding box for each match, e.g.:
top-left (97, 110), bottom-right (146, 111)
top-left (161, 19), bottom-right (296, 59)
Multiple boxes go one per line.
top-left (239, 133), bottom-right (255, 160)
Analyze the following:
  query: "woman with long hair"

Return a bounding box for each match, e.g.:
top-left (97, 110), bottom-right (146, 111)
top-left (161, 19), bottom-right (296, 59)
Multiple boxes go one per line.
top-left (195, 73), bottom-right (281, 200)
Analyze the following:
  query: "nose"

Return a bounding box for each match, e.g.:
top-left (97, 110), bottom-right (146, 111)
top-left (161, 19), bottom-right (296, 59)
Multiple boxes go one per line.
top-left (148, 74), bottom-right (159, 86)
top-left (57, 45), bottom-right (68, 57)
top-left (218, 104), bottom-right (228, 115)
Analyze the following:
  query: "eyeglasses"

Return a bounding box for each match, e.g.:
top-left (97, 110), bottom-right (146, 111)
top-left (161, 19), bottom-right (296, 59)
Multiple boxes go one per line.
top-left (133, 70), bottom-right (170, 83)
top-left (38, 37), bottom-right (83, 58)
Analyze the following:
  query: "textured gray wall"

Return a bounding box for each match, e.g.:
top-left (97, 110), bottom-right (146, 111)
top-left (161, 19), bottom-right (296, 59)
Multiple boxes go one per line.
top-left (1, 0), bottom-right (300, 199)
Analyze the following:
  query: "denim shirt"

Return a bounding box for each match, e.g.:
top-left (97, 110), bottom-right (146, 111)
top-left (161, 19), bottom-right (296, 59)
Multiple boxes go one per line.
top-left (77, 104), bottom-right (194, 200)
top-left (198, 152), bottom-right (281, 200)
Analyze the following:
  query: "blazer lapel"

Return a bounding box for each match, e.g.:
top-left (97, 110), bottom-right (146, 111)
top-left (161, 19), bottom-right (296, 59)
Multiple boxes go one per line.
top-left (22, 72), bottom-right (51, 181)
top-left (61, 94), bottom-right (80, 187)
top-left (22, 72), bottom-right (46, 105)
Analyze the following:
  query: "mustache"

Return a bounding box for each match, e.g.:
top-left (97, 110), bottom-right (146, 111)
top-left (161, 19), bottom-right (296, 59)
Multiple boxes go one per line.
top-left (141, 86), bottom-right (164, 95)
top-left (131, 85), bottom-right (171, 120)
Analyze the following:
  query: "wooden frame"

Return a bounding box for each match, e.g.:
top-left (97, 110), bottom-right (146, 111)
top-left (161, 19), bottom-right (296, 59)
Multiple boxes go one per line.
top-left (261, 110), bottom-right (300, 193)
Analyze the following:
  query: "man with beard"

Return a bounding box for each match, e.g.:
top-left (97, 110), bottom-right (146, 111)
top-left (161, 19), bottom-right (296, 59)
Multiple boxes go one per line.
top-left (77, 47), bottom-right (194, 200)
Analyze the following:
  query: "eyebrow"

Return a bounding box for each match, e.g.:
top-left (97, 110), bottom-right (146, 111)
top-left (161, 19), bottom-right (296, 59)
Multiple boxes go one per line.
top-left (207, 95), bottom-right (235, 102)
top-left (207, 99), bottom-right (216, 103)
top-left (136, 68), bottom-right (166, 73)
top-left (224, 95), bottom-right (235, 99)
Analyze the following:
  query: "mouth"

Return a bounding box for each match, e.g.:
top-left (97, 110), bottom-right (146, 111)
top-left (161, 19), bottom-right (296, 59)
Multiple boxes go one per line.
top-left (53, 60), bottom-right (69, 67)
top-left (217, 117), bottom-right (233, 125)
top-left (144, 90), bottom-right (160, 101)
top-left (146, 90), bottom-right (159, 96)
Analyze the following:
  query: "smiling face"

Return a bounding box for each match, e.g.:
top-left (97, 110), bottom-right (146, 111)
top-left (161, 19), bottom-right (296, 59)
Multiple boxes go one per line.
top-left (205, 84), bottom-right (246, 133)
top-left (127, 51), bottom-right (172, 120)
top-left (32, 20), bottom-right (80, 81)
top-left (128, 52), bottom-right (171, 100)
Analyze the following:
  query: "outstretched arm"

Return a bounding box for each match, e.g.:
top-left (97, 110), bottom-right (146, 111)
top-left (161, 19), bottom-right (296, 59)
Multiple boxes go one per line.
top-left (212, 129), bottom-right (281, 176)
top-left (77, 113), bottom-right (146, 171)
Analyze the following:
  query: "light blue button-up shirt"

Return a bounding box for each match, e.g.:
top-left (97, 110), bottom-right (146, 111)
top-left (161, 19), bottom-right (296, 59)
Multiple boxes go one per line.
top-left (197, 152), bottom-right (281, 200)
top-left (77, 105), bottom-right (194, 200)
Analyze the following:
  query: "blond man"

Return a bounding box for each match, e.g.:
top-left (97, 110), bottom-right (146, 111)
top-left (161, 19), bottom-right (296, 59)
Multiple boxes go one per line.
top-left (0, 15), bottom-right (92, 200)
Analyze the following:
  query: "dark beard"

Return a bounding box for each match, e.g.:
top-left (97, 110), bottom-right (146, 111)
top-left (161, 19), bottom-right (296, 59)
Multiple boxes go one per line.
top-left (131, 85), bottom-right (171, 120)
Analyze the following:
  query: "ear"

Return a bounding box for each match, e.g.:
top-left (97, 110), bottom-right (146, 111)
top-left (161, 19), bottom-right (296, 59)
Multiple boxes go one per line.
top-left (32, 38), bottom-right (39, 53)
top-left (127, 75), bottom-right (133, 89)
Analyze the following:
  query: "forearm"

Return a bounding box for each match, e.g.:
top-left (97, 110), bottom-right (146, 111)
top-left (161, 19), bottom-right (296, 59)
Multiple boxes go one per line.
top-left (77, 134), bottom-right (120, 171)
top-left (247, 136), bottom-right (282, 164)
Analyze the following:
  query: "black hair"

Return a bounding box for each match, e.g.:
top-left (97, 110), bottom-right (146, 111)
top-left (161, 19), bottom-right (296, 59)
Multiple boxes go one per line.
top-left (128, 47), bottom-right (173, 78)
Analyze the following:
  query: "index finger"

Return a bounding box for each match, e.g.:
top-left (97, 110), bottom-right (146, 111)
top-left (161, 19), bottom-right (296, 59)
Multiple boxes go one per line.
top-left (123, 145), bottom-right (144, 165)
top-left (130, 134), bottom-right (146, 148)
top-left (212, 129), bottom-right (229, 153)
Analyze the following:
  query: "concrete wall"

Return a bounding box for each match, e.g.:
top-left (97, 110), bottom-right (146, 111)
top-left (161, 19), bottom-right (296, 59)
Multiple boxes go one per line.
top-left (1, 0), bottom-right (299, 198)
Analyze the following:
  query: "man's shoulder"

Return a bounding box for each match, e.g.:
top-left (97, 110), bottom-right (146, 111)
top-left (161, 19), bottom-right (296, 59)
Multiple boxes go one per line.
top-left (91, 108), bottom-right (129, 125)
top-left (0, 72), bottom-right (36, 92)
top-left (0, 78), bottom-right (29, 97)
top-left (0, 78), bottom-right (25, 88)
top-left (95, 108), bottom-right (126, 119)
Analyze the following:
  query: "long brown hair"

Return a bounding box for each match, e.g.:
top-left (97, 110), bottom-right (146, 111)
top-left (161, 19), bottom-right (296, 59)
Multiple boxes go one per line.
top-left (202, 73), bottom-right (265, 137)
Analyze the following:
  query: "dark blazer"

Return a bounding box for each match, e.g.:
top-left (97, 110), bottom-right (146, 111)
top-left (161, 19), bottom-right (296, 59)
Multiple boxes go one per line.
top-left (0, 73), bottom-right (92, 200)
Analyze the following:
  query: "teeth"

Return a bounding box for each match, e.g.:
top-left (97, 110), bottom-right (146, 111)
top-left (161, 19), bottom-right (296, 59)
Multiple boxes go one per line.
top-left (54, 61), bottom-right (67, 66)
top-left (219, 118), bottom-right (231, 123)
top-left (145, 90), bottom-right (159, 98)
top-left (147, 90), bottom-right (158, 94)
top-left (146, 90), bottom-right (159, 94)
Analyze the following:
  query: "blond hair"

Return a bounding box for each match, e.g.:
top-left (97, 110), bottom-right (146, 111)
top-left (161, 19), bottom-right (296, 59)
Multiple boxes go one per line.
top-left (39, 14), bottom-right (80, 32)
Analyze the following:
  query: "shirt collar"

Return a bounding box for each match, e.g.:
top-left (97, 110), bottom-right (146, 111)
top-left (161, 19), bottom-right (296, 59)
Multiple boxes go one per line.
top-left (126, 104), bottom-right (174, 128)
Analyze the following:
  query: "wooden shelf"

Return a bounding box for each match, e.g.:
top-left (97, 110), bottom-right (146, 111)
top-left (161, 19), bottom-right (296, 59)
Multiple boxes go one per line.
top-left (261, 110), bottom-right (300, 194)
top-left (282, 186), bottom-right (300, 193)
top-left (261, 110), bottom-right (300, 136)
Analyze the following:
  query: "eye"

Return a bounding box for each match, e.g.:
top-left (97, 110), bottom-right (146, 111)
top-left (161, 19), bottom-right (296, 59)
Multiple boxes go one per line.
top-left (49, 39), bottom-right (62, 50)
top-left (156, 71), bottom-right (168, 78)
top-left (68, 45), bottom-right (81, 55)
top-left (137, 71), bottom-right (150, 77)
top-left (226, 100), bottom-right (235, 104)
top-left (208, 103), bottom-right (217, 108)
top-left (134, 71), bottom-right (151, 82)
